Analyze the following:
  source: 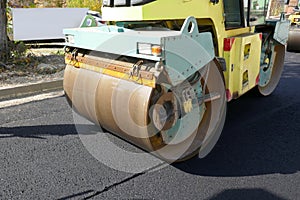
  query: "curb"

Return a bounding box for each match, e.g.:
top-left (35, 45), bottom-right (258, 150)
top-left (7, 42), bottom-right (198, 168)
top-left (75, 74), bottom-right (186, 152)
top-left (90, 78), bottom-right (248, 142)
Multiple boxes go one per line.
top-left (0, 79), bottom-right (63, 101)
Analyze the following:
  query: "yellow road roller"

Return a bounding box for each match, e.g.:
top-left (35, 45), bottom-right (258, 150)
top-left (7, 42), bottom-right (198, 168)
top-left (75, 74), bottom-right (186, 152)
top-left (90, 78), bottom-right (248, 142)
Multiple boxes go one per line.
top-left (63, 0), bottom-right (289, 162)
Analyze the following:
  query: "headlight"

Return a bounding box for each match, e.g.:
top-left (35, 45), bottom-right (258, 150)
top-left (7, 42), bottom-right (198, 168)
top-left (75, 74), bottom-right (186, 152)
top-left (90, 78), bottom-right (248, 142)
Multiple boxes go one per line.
top-left (137, 43), bottom-right (162, 57)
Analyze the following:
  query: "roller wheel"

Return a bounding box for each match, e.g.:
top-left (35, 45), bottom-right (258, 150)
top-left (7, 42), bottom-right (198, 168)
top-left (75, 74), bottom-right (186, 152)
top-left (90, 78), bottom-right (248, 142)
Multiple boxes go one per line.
top-left (258, 44), bottom-right (285, 96)
top-left (152, 60), bottom-right (227, 162)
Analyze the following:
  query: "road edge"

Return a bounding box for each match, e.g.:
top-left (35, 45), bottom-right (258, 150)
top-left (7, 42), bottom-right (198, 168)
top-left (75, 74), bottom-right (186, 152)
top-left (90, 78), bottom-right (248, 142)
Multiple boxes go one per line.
top-left (0, 79), bottom-right (63, 101)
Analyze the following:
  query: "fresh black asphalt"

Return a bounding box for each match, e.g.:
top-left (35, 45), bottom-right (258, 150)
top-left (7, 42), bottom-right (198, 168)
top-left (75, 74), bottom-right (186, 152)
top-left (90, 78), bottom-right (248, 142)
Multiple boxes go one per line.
top-left (0, 51), bottom-right (299, 199)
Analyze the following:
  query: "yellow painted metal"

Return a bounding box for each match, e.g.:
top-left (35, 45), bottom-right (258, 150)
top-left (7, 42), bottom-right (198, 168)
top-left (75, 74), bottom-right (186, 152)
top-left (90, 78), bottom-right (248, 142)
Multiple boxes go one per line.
top-left (289, 12), bottom-right (300, 25)
top-left (223, 33), bottom-right (262, 99)
top-left (102, 0), bottom-right (227, 55)
top-left (65, 57), bottom-right (156, 88)
top-left (102, 1), bottom-right (259, 65)
top-left (225, 27), bottom-right (254, 37)
top-left (103, 0), bottom-right (223, 21)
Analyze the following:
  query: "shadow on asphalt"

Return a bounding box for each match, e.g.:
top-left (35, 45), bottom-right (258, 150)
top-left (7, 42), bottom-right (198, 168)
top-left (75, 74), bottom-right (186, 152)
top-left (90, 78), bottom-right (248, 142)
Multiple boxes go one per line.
top-left (174, 53), bottom-right (300, 177)
top-left (56, 190), bottom-right (95, 200)
top-left (174, 89), bottom-right (300, 177)
top-left (0, 124), bottom-right (77, 139)
top-left (57, 188), bottom-right (288, 200)
top-left (209, 188), bottom-right (288, 200)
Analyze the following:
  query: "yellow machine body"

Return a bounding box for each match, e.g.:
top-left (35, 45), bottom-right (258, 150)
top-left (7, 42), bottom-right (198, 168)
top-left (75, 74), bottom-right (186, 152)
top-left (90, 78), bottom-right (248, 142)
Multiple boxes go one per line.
top-left (102, 0), bottom-right (287, 99)
top-left (223, 33), bottom-right (262, 99)
top-left (102, 0), bottom-right (252, 57)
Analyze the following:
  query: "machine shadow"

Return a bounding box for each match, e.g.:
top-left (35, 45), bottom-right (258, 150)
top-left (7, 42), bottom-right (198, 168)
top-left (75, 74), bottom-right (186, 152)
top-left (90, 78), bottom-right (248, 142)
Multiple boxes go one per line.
top-left (174, 90), bottom-right (300, 177)
top-left (0, 123), bottom-right (106, 139)
top-left (208, 188), bottom-right (288, 200)
top-left (0, 124), bottom-right (78, 139)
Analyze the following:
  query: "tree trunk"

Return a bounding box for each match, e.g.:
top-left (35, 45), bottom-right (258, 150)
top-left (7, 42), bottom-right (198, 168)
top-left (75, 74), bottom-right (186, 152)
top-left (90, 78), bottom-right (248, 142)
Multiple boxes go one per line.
top-left (0, 0), bottom-right (8, 63)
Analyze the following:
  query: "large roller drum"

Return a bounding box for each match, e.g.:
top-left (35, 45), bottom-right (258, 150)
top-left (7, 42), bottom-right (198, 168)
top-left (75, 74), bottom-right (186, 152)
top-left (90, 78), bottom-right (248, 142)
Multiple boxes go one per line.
top-left (64, 58), bottom-right (226, 162)
top-left (287, 27), bottom-right (300, 52)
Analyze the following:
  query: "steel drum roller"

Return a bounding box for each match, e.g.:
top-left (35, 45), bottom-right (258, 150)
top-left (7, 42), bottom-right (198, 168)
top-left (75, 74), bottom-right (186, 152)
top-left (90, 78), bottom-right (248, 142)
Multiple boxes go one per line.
top-left (64, 59), bottom-right (226, 162)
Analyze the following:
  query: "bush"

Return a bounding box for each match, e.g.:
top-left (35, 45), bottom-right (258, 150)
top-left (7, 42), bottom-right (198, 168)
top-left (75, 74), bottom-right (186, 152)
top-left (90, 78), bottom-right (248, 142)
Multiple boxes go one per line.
top-left (8, 0), bottom-right (102, 10)
top-left (8, 0), bottom-right (65, 8)
top-left (67, 0), bottom-right (102, 11)
top-left (9, 41), bottom-right (28, 59)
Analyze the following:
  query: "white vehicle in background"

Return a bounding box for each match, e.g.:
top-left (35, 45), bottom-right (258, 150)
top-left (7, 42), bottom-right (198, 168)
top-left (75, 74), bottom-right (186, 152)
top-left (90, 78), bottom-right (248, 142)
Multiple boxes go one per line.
top-left (11, 8), bottom-right (88, 41)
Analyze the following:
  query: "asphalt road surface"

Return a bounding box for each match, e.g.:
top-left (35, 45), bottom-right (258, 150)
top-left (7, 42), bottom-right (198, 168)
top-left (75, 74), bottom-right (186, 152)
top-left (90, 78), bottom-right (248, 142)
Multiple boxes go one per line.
top-left (0, 51), bottom-right (299, 200)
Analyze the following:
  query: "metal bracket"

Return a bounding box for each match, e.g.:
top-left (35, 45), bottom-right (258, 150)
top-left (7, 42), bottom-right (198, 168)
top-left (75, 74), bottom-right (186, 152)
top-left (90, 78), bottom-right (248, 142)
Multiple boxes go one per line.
top-left (180, 16), bottom-right (199, 36)
top-left (273, 13), bottom-right (290, 45)
top-left (129, 60), bottom-right (143, 80)
top-left (71, 48), bottom-right (78, 61)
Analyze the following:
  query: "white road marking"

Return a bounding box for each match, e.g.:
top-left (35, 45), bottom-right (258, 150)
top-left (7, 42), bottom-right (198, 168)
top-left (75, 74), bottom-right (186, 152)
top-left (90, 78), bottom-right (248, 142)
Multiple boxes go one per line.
top-left (0, 91), bottom-right (64, 109)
